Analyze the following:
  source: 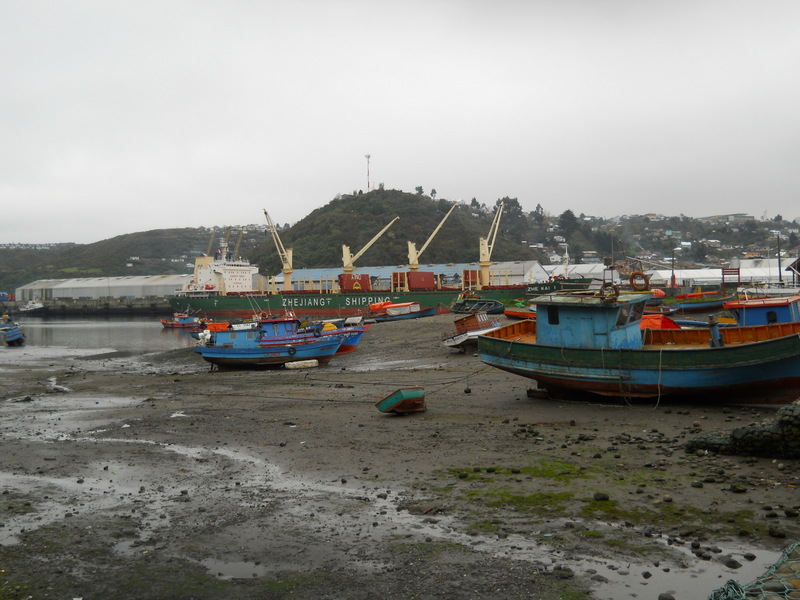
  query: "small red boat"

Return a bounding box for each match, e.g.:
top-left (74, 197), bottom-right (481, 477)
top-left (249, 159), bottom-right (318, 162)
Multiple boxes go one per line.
top-left (160, 312), bottom-right (206, 329)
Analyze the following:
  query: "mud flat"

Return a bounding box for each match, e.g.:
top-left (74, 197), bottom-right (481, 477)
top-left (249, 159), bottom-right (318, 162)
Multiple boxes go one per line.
top-left (1, 314), bottom-right (798, 599)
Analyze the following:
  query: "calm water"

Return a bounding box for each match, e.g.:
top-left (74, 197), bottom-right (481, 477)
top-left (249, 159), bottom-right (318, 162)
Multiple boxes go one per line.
top-left (10, 316), bottom-right (197, 354)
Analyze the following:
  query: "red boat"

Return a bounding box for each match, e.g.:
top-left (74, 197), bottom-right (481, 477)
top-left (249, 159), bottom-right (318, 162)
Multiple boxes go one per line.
top-left (160, 312), bottom-right (207, 329)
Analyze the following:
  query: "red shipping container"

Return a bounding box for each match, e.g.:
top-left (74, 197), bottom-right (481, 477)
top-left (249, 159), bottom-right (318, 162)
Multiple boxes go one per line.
top-left (338, 273), bottom-right (372, 292)
top-left (406, 271), bottom-right (436, 291)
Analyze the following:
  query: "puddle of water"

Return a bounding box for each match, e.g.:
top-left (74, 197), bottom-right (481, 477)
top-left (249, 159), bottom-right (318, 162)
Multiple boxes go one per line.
top-left (575, 538), bottom-right (781, 599)
top-left (345, 358), bottom-right (448, 372)
top-left (0, 346), bottom-right (118, 368)
top-left (1, 395), bottom-right (145, 440)
top-left (200, 559), bottom-right (270, 580)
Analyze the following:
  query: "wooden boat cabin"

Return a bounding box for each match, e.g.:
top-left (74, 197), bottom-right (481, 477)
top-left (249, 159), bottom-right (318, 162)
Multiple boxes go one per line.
top-left (534, 292), bottom-right (649, 350)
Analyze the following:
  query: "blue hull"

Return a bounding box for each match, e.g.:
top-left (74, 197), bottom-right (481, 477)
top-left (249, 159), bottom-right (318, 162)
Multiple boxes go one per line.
top-left (194, 336), bottom-right (342, 367)
top-left (478, 319), bottom-right (800, 404)
top-left (1, 325), bottom-right (25, 346)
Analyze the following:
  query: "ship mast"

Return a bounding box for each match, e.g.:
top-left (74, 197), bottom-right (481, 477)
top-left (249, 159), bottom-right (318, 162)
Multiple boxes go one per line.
top-left (478, 201), bottom-right (504, 288)
top-left (407, 203), bottom-right (457, 271)
top-left (263, 210), bottom-right (293, 291)
top-left (342, 217), bottom-right (399, 274)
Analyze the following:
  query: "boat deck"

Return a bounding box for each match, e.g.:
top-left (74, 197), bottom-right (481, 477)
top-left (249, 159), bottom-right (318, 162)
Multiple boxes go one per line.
top-left (483, 318), bottom-right (800, 349)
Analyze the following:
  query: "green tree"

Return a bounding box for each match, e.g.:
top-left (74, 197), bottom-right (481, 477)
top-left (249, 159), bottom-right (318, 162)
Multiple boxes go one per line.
top-left (415, 186), bottom-right (424, 195)
top-left (532, 204), bottom-right (545, 226)
top-left (496, 197), bottom-right (527, 242)
top-left (557, 210), bottom-right (579, 236)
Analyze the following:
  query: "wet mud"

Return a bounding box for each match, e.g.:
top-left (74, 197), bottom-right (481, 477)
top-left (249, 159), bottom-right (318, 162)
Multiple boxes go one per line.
top-left (1, 315), bottom-right (798, 599)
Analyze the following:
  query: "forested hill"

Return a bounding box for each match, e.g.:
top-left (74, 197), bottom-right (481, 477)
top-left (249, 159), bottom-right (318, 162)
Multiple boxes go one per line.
top-left (0, 190), bottom-right (537, 291)
top-left (252, 189), bottom-right (536, 272)
top-left (3, 188), bottom-right (795, 293)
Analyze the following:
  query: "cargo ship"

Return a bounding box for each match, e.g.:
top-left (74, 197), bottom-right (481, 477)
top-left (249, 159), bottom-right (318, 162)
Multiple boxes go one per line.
top-left (167, 243), bottom-right (590, 319)
top-left (169, 210), bottom-right (592, 319)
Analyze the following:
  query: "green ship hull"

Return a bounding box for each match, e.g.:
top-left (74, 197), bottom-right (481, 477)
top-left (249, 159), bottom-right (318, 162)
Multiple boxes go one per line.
top-left (168, 287), bottom-right (529, 318)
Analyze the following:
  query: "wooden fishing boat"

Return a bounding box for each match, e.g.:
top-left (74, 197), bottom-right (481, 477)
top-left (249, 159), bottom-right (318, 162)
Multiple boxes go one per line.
top-left (369, 302), bottom-right (438, 322)
top-left (194, 336), bottom-right (342, 368)
top-left (503, 300), bottom-right (537, 320)
top-left (161, 312), bottom-right (206, 328)
top-left (194, 314), bottom-right (366, 368)
top-left (441, 312), bottom-right (502, 352)
top-left (0, 314), bottom-right (25, 346)
top-left (478, 291), bottom-right (800, 404)
top-left (642, 294), bottom-right (800, 331)
top-left (664, 291), bottom-right (736, 312)
top-left (723, 294), bottom-right (800, 326)
top-left (450, 293), bottom-right (505, 315)
top-left (375, 387), bottom-right (427, 414)
top-left (643, 305), bottom-right (678, 316)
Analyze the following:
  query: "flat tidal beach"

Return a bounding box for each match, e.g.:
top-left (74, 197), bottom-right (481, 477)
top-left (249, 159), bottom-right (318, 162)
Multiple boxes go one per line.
top-left (1, 314), bottom-right (798, 599)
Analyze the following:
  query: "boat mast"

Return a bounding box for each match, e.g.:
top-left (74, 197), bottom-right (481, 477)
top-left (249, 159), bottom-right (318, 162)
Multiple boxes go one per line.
top-left (342, 216), bottom-right (399, 274)
top-left (263, 209), bottom-right (293, 291)
top-left (407, 203), bottom-right (457, 271)
top-left (478, 201), bottom-right (504, 288)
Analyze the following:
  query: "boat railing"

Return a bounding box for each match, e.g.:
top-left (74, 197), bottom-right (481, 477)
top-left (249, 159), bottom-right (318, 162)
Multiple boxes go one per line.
top-left (642, 321), bottom-right (800, 347)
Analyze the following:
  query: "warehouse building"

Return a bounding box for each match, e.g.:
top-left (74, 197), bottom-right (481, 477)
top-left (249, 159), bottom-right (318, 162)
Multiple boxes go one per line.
top-left (15, 275), bottom-right (193, 301)
top-left (15, 261), bottom-right (552, 301)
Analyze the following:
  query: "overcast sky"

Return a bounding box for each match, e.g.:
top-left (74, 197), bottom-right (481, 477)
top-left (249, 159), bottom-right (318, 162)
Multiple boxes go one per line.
top-left (2, 1), bottom-right (799, 244)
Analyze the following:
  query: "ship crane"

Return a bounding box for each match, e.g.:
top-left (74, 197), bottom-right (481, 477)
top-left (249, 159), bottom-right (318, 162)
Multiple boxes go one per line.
top-left (478, 201), bottom-right (504, 288)
top-left (263, 209), bottom-right (293, 290)
top-left (205, 228), bottom-right (216, 256)
top-left (407, 203), bottom-right (457, 271)
top-left (233, 230), bottom-right (243, 259)
top-left (342, 216), bottom-right (399, 274)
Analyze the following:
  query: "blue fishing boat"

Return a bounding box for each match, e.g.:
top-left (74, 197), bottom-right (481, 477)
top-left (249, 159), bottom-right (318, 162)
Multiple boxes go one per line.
top-left (194, 314), bottom-right (365, 368)
top-left (375, 387), bottom-right (427, 414)
top-left (1, 314), bottom-right (25, 346)
top-left (723, 294), bottom-right (800, 326)
top-left (478, 291), bottom-right (800, 404)
top-left (647, 293), bottom-right (800, 331)
top-left (194, 335), bottom-right (343, 368)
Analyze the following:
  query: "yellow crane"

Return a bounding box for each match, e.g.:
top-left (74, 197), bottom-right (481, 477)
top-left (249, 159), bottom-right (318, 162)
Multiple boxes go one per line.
top-left (478, 201), bottom-right (504, 288)
top-left (407, 203), bottom-right (457, 271)
top-left (232, 230), bottom-right (243, 259)
top-left (263, 209), bottom-right (293, 291)
top-left (342, 217), bottom-right (399, 274)
top-left (205, 228), bottom-right (216, 256)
